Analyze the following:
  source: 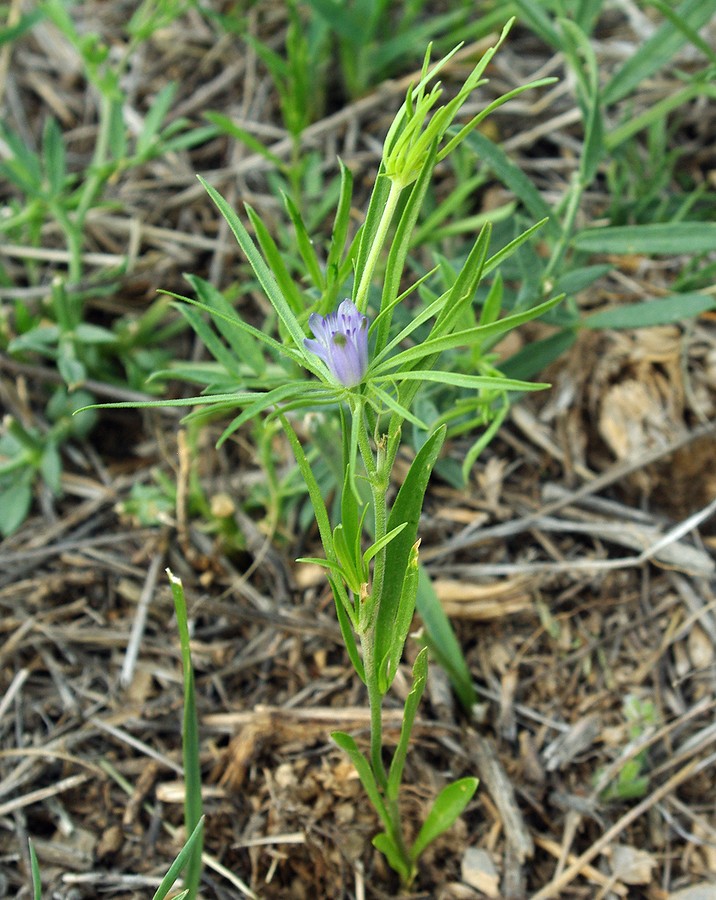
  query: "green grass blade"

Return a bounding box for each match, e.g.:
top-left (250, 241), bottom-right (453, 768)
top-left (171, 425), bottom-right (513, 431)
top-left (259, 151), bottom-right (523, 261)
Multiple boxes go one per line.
top-left (572, 222), bottom-right (716, 255)
top-left (464, 132), bottom-right (556, 238)
top-left (151, 816), bottom-right (205, 900)
top-left (28, 839), bottom-right (42, 900)
top-left (283, 193), bottom-right (325, 291)
top-left (512, 0), bottom-right (560, 47)
top-left (166, 570), bottom-right (203, 899)
top-left (416, 567), bottom-right (476, 709)
top-left (602, 0), bottom-right (716, 105)
top-left (647, 0), bottom-right (716, 65)
top-left (583, 292), bottom-right (716, 329)
top-left (482, 218), bottom-right (549, 278)
top-left (215, 383), bottom-right (327, 446)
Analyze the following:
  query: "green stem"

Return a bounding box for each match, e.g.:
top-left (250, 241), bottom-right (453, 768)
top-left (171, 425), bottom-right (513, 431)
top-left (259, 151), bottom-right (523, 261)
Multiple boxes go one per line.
top-left (354, 178), bottom-right (403, 314)
top-left (362, 631), bottom-right (388, 789)
top-left (75, 92), bottom-right (114, 228)
top-left (353, 402), bottom-right (391, 788)
top-left (543, 171), bottom-right (584, 283)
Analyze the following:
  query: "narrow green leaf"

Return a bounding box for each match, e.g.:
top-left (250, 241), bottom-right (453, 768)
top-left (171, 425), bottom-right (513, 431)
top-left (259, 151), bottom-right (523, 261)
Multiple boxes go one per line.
top-left (184, 275), bottom-right (266, 375)
top-left (647, 0), bottom-right (716, 64)
top-left (554, 263), bottom-right (612, 295)
top-left (39, 442), bottom-right (62, 494)
top-left (28, 839), bottom-right (42, 900)
top-left (74, 323), bottom-right (117, 344)
top-left (332, 575), bottom-right (364, 676)
top-left (166, 570), bottom-right (203, 899)
top-left (325, 158), bottom-right (354, 277)
top-left (333, 524), bottom-right (363, 593)
top-left (583, 293), bottom-right (716, 330)
top-left (432, 224), bottom-right (492, 338)
top-left (175, 303), bottom-right (243, 379)
top-left (331, 731), bottom-right (390, 828)
top-left (340, 462), bottom-right (363, 571)
top-left (387, 647), bottom-right (428, 801)
top-left (279, 413), bottom-right (333, 555)
top-left (439, 77), bottom-right (558, 163)
top-left (137, 82), bottom-right (177, 156)
top-left (151, 816), bottom-right (206, 900)
top-left (375, 428), bottom-right (446, 689)
top-left (215, 383), bottom-right (325, 447)
top-left (0, 478), bottom-right (33, 537)
top-left (573, 222), bottom-right (716, 255)
top-left (378, 539), bottom-right (421, 695)
top-left (372, 832), bottom-right (413, 884)
top-left (304, 0), bottom-right (364, 40)
top-left (283, 193), bottom-right (325, 290)
top-left (410, 777), bottom-right (479, 862)
top-left (371, 385), bottom-right (429, 430)
top-left (461, 396), bottom-right (510, 482)
top-left (245, 205), bottom-right (306, 317)
top-left (558, 18), bottom-right (603, 184)
top-left (512, 0), bottom-right (560, 47)
top-left (371, 289), bottom-right (452, 369)
top-left (204, 111), bottom-right (284, 167)
top-left (0, 9), bottom-right (44, 46)
top-left (603, 0), bottom-right (716, 105)
top-left (389, 370), bottom-right (550, 392)
top-left (42, 117), bottom-right (66, 195)
top-left (362, 522), bottom-right (407, 567)
top-left (416, 567), bottom-right (476, 710)
top-left (58, 353), bottom-right (86, 390)
top-left (373, 293), bottom-right (564, 374)
top-left (482, 218), bottom-right (549, 279)
top-left (197, 176), bottom-right (307, 352)
top-left (502, 328), bottom-right (578, 381)
top-left (163, 292), bottom-right (306, 369)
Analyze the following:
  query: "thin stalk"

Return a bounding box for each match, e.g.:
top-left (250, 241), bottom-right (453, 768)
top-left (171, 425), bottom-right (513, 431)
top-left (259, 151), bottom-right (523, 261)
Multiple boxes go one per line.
top-left (543, 171), bottom-right (584, 283)
top-left (75, 92), bottom-right (114, 227)
top-left (352, 401), bottom-right (391, 789)
top-left (354, 178), bottom-right (403, 314)
top-left (361, 631), bottom-right (388, 789)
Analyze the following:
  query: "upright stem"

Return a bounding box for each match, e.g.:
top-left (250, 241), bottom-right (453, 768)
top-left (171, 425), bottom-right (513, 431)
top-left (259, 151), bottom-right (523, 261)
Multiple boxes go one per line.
top-left (543, 171), bottom-right (584, 283)
top-left (354, 178), bottom-right (403, 315)
top-left (361, 631), bottom-right (388, 788)
top-left (353, 403), bottom-right (391, 788)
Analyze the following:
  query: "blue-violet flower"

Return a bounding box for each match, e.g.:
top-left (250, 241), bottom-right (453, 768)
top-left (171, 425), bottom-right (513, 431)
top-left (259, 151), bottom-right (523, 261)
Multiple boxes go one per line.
top-left (304, 299), bottom-right (369, 388)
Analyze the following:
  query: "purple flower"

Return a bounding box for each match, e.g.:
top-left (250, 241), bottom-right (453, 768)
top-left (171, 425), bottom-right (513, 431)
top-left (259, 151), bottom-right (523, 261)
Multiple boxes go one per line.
top-left (304, 299), bottom-right (369, 388)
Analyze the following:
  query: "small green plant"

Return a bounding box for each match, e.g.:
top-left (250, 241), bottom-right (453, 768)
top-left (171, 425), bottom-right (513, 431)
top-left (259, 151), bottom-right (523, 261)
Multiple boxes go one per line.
top-left (0, 391), bottom-right (96, 537)
top-left (85, 25), bottom-right (564, 886)
top-left (597, 694), bottom-right (658, 802)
